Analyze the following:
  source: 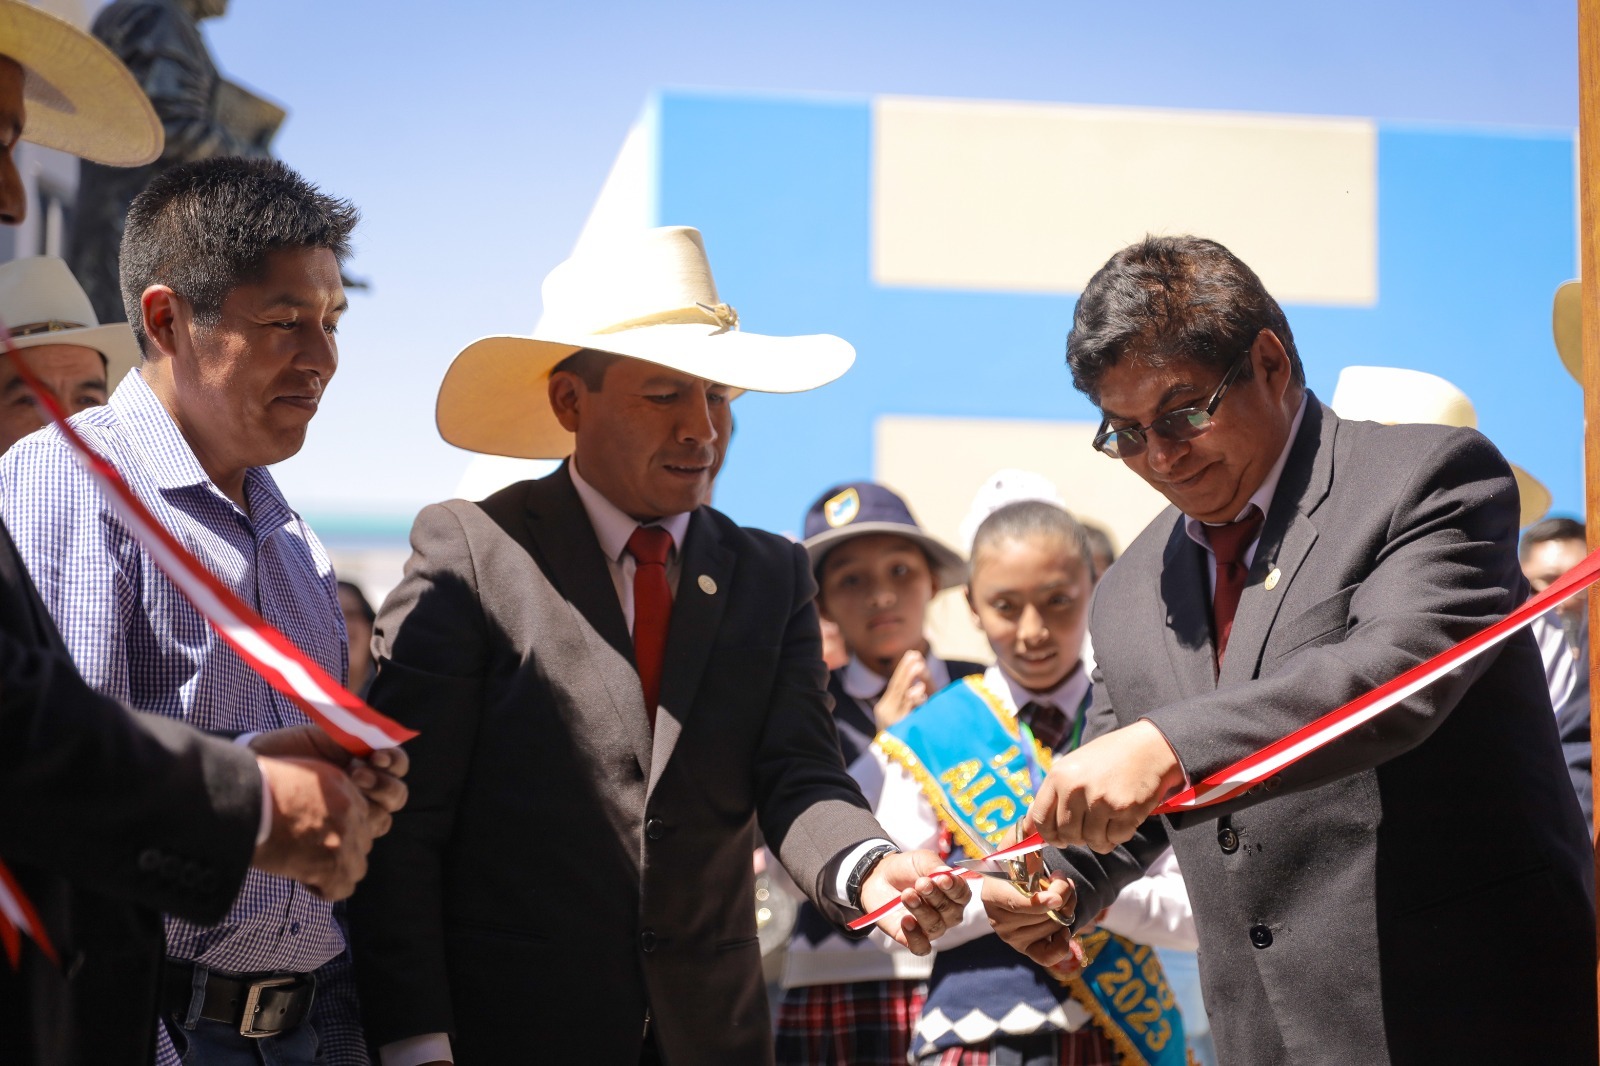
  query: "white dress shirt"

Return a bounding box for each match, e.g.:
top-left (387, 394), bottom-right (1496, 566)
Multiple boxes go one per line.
top-left (569, 459), bottom-right (691, 626)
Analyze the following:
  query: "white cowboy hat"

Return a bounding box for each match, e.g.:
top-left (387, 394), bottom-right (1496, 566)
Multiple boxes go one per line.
top-left (0, 256), bottom-right (141, 389)
top-left (1553, 280), bottom-right (1581, 386)
top-left (1330, 365), bottom-right (1551, 527)
top-left (436, 226), bottom-right (855, 459)
top-left (0, 0), bottom-right (163, 166)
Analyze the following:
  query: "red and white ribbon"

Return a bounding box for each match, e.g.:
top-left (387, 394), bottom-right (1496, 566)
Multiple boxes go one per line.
top-left (0, 858), bottom-right (54, 968)
top-left (0, 318), bottom-right (417, 966)
top-left (846, 830), bottom-right (1046, 932)
top-left (851, 547), bottom-right (1600, 933)
top-left (1155, 545), bottom-right (1600, 813)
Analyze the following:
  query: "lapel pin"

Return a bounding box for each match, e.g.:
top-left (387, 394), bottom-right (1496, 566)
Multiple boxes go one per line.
top-left (1264, 568), bottom-right (1282, 591)
top-left (698, 574), bottom-right (718, 595)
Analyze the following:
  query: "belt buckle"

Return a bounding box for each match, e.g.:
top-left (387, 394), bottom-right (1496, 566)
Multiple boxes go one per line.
top-left (239, 975), bottom-right (297, 1038)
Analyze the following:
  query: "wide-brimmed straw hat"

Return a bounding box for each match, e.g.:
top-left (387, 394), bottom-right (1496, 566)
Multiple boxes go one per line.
top-left (0, 0), bottom-right (162, 166)
top-left (436, 226), bottom-right (856, 459)
top-left (801, 481), bottom-right (967, 590)
top-left (0, 256), bottom-right (140, 389)
top-left (1330, 365), bottom-right (1551, 527)
top-left (1553, 280), bottom-right (1581, 385)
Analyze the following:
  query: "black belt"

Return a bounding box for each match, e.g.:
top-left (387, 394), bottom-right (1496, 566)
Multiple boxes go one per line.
top-left (160, 958), bottom-right (316, 1038)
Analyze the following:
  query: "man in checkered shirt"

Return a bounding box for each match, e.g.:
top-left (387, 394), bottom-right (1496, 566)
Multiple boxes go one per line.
top-left (0, 157), bottom-right (367, 1065)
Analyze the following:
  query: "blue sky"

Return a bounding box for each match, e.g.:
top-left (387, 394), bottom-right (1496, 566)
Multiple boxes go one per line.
top-left (203, 1), bottom-right (1580, 528)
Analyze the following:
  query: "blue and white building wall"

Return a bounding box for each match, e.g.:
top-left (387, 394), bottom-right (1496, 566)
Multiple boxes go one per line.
top-left (571, 89), bottom-right (1579, 656)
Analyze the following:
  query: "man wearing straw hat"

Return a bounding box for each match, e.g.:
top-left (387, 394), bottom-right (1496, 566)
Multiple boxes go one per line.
top-left (0, 256), bottom-right (143, 455)
top-left (351, 225), bottom-right (970, 1064)
top-left (0, 5), bottom-right (404, 1064)
top-left (982, 236), bottom-right (1594, 1064)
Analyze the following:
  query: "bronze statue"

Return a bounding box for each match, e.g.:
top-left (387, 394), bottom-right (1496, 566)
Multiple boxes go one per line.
top-left (68, 0), bottom-right (283, 324)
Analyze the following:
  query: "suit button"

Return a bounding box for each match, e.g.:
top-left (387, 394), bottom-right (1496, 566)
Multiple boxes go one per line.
top-left (138, 848), bottom-right (161, 873)
top-left (1263, 775), bottom-right (1283, 793)
top-left (640, 929), bottom-right (657, 953)
top-left (1250, 924), bottom-right (1273, 949)
top-left (1217, 828), bottom-right (1240, 854)
top-left (646, 819), bottom-right (666, 841)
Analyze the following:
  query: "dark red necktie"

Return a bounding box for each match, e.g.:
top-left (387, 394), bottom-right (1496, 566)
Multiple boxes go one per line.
top-left (1022, 701), bottom-right (1070, 752)
top-left (1203, 505), bottom-right (1264, 664)
top-left (626, 525), bottom-right (674, 729)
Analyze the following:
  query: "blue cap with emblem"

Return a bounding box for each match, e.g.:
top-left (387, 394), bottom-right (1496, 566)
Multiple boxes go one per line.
top-left (801, 481), bottom-right (966, 589)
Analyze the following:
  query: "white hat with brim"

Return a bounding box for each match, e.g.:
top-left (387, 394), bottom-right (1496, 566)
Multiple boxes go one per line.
top-left (1330, 365), bottom-right (1551, 528)
top-left (1554, 280), bottom-right (1581, 385)
top-left (436, 226), bottom-right (855, 460)
top-left (1, 0), bottom-right (163, 167)
top-left (0, 256), bottom-right (140, 389)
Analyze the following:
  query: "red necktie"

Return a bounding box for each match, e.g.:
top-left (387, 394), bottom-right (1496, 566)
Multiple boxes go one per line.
top-left (626, 525), bottom-right (674, 729)
top-left (1203, 505), bottom-right (1264, 664)
top-left (1022, 701), bottom-right (1069, 752)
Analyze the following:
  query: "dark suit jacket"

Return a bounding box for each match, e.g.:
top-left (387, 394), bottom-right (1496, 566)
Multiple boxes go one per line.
top-left (1049, 399), bottom-right (1597, 1065)
top-left (350, 467), bottom-right (885, 1064)
top-left (1554, 662), bottom-right (1592, 824)
top-left (0, 521), bottom-right (259, 1066)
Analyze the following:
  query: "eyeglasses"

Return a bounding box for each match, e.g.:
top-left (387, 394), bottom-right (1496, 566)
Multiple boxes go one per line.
top-left (1091, 352), bottom-right (1252, 459)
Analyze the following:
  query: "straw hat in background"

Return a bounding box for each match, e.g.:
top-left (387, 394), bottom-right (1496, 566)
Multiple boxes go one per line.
top-left (0, 256), bottom-right (141, 389)
top-left (1330, 365), bottom-right (1551, 527)
top-left (0, 0), bottom-right (163, 166)
top-left (1553, 280), bottom-right (1581, 386)
top-left (436, 226), bottom-right (855, 459)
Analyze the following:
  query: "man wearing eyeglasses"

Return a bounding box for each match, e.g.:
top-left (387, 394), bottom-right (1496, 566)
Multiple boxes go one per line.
top-left (982, 235), bottom-right (1595, 1064)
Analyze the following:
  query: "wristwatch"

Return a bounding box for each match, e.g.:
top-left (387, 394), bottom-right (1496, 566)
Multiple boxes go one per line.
top-left (846, 843), bottom-right (899, 913)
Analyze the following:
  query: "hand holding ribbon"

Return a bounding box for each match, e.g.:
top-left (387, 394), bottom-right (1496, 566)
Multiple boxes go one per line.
top-left (847, 832), bottom-right (1048, 932)
top-left (1017, 544), bottom-right (1600, 858)
top-left (0, 318), bottom-right (418, 965)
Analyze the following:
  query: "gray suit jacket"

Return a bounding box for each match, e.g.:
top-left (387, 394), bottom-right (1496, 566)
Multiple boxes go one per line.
top-left (1051, 399), bottom-right (1596, 1065)
top-left (350, 467), bottom-right (884, 1063)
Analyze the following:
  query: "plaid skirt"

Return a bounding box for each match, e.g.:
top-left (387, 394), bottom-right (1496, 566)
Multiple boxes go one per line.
top-left (774, 979), bottom-right (927, 1066)
top-left (919, 1026), bottom-right (1116, 1066)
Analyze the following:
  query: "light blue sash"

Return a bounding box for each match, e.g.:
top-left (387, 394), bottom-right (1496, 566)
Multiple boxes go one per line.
top-left (881, 676), bottom-right (1191, 1066)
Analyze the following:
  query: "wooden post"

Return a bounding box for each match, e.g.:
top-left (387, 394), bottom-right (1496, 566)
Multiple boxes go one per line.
top-left (1583, 0), bottom-right (1600, 1039)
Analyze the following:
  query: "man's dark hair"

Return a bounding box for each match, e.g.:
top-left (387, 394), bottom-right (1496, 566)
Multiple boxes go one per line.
top-left (119, 157), bottom-right (359, 351)
top-left (1065, 235), bottom-right (1305, 403)
top-left (1520, 516), bottom-right (1586, 561)
top-left (552, 348), bottom-right (620, 391)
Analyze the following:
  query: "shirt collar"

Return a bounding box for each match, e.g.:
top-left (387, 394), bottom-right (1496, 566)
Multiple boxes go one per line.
top-left (569, 458), bottom-right (692, 563)
top-left (108, 368), bottom-right (292, 526)
top-left (984, 660), bottom-right (1089, 716)
top-left (841, 651), bottom-right (952, 701)
top-left (1185, 393), bottom-right (1308, 551)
